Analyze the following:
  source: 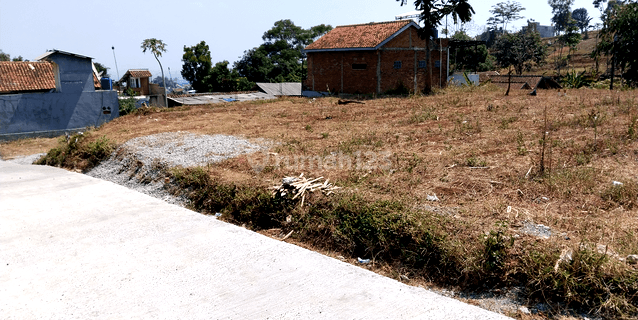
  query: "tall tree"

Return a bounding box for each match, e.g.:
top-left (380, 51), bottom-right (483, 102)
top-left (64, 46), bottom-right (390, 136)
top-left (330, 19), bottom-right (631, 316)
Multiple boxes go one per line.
top-left (572, 8), bottom-right (592, 36)
top-left (181, 41), bottom-right (213, 92)
top-left (141, 38), bottom-right (168, 106)
top-left (396, 0), bottom-right (475, 39)
top-left (548, 0), bottom-right (575, 34)
top-left (234, 20), bottom-right (332, 83)
top-left (487, 1), bottom-right (526, 33)
top-left (449, 31), bottom-right (493, 72)
top-left (208, 61), bottom-right (235, 92)
top-left (493, 29), bottom-right (548, 75)
top-left (594, 1), bottom-right (638, 87)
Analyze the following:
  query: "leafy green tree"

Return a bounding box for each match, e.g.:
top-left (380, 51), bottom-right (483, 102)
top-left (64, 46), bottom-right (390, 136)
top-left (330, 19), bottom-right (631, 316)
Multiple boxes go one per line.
top-left (493, 30), bottom-right (548, 75)
top-left (594, 1), bottom-right (638, 86)
top-left (207, 61), bottom-right (234, 92)
top-left (0, 50), bottom-right (9, 61)
top-left (234, 20), bottom-right (332, 83)
top-left (396, 0), bottom-right (475, 39)
top-left (449, 31), bottom-right (493, 72)
top-left (548, 0), bottom-right (575, 34)
top-left (12, 56), bottom-right (23, 61)
top-left (181, 41), bottom-right (213, 92)
top-left (572, 8), bottom-right (592, 36)
top-left (94, 62), bottom-right (110, 78)
top-left (141, 38), bottom-right (168, 106)
top-left (487, 1), bottom-right (526, 33)
top-left (562, 19), bottom-right (582, 61)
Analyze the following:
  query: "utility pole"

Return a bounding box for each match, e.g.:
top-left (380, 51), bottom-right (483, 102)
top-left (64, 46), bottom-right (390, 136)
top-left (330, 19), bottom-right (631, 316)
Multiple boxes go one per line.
top-left (111, 46), bottom-right (120, 81)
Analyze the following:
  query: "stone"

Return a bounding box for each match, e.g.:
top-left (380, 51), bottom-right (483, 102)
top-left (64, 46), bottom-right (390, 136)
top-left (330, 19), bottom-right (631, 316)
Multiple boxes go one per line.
top-left (626, 255), bottom-right (638, 265)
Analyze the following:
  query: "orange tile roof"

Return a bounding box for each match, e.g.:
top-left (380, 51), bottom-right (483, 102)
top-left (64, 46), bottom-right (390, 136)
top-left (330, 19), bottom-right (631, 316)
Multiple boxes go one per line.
top-left (0, 61), bottom-right (56, 94)
top-left (305, 20), bottom-right (414, 51)
top-left (93, 73), bottom-right (101, 89)
top-left (123, 69), bottom-right (152, 79)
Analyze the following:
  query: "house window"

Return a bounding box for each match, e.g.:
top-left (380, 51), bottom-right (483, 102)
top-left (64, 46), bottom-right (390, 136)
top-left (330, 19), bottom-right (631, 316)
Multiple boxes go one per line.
top-left (418, 60), bottom-right (427, 68)
top-left (393, 61), bottom-right (402, 69)
top-left (130, 77), bottom-right (141, 88)
top-left (434, 61), bottom-right (441, 68)
top-left (352, 63), bottom-right (367, 70)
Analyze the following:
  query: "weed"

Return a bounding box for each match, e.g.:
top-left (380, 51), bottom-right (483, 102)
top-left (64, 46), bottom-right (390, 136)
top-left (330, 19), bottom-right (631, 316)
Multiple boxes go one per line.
top-left (499, 116), bottom-right (519, 130)
top-left (408, 107), bottom-right (438, 124)
top-left (516, 131), bottom-right (528, 155)
top-left (627, 114), bottom-right (638, 140)
top-left (118, 97), bottom-right (137, 116)
top-left (601, 180), bottom-right (638, 209)
top-left (338, 134), bottom-right (384, 154)
top-left (404, 153), bottom-right (424, 173)
top-left (35, 132), bottom-right (114, 171)
top-left (465, 155), bottom-right (487, 167)
top-left (483, 223), bottom-right (513, 273)
top-left (522, 244), bottom-right (638, 318)
top-left (305, 125), bottom-right (313, 132)
top-left (321, 132), bottom-right (329, 139)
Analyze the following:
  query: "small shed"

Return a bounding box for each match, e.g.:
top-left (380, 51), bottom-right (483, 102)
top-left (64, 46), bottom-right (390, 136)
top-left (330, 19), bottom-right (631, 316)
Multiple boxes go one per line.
top-left (120, 69), bottom-right (152, 95)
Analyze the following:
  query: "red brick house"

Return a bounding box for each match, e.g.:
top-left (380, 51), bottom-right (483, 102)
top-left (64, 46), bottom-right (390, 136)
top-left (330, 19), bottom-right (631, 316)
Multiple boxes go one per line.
top-left (304, 20), bottom-right (448, 95)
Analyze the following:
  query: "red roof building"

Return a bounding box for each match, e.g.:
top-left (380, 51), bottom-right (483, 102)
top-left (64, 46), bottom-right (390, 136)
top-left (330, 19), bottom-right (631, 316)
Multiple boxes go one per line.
top-left (304, 20), bottom-right (448, 94)
top-left (120, 69), bottom-right (152, 95)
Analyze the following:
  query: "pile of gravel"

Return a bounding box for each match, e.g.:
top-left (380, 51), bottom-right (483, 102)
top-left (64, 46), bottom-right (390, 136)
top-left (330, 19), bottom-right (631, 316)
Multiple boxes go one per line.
top-left (86, 131), bottom-right (267, 206)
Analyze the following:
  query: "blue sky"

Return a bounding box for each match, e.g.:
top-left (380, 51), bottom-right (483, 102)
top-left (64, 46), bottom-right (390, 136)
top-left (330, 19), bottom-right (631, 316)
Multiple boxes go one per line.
top-left (0, 0), bottom-right (601, 81)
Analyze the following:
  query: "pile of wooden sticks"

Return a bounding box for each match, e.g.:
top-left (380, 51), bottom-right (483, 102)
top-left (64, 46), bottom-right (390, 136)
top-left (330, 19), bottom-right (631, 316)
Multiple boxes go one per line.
top-left (271, 173), bottom-right (340, 206)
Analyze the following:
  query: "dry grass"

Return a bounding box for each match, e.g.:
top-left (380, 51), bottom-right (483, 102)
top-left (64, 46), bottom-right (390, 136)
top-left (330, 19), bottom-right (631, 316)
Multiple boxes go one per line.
top-left (0, 137), bottom-right (59, 159)
top-left (12, 85), bottom-right (638, 318)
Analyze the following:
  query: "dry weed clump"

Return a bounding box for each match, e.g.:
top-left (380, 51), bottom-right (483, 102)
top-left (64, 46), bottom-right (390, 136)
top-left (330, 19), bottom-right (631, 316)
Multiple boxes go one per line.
top-left (30, 88), bottom-right (638, 317)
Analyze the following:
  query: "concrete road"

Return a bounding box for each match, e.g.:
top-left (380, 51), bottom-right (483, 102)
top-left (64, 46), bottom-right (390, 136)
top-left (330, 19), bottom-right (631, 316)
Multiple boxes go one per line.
top-left (0, 161), bottom-right (511, 319)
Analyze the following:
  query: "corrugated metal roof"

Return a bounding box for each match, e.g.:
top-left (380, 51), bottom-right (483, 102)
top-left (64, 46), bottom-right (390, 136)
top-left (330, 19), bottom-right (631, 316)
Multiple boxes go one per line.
top-left (0, 61), bottom-right (56, 94)
top-left (305, 20), bottom-right (415, 51)
top-left (168, 92), bottom-right (275, 105)
top-left (256, 82), bottom-right (301, 96)
top-left (487, 75), bottom-right (562, 90)
top-left (36, 49), bottom-right (93, 61)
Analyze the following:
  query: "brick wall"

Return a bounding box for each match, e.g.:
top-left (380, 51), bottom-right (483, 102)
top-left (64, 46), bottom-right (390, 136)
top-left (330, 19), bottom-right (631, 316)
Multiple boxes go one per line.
top-left (305, 28), bottom-right (449, 94)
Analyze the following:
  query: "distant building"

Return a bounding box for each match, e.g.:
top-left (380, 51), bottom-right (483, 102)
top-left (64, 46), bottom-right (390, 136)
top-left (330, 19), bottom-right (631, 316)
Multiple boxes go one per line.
top-left (0, 49), bottom-right (118, 140)
top-left (120, 69), bottom-right (152, 96)
top-left (522, 22), bottom-right (555, 38)
top-left (304, 20), bottom-right (448, 95)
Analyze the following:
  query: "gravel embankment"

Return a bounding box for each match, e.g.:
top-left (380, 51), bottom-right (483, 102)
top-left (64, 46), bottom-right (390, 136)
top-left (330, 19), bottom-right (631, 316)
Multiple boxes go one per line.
top-left (86, 132), bottom-right (267, 206)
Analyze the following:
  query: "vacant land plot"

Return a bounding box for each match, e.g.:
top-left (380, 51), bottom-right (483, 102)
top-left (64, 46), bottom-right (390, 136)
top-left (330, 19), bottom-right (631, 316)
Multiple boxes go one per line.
top-left (6, 85), bottom-right (638, 319)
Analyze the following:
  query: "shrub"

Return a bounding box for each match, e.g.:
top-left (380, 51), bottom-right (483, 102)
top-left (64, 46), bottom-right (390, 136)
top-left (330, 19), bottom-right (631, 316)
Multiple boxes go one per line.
top-left (35, 133), bottom-right (115, 171)
top-left (118, 97), bottom-right (137, 116)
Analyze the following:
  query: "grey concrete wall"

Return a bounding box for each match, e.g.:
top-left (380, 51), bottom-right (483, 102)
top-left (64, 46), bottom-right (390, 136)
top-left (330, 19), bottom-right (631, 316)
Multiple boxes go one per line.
top-left (0, 91), bottom-right (119, 141)
top-left (46, 52), bottom-right (95, 94)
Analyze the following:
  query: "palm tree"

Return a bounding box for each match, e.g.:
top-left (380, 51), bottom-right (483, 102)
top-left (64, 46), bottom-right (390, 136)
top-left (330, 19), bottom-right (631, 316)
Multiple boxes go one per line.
top-left (141, 38), bottom-right (168, 107)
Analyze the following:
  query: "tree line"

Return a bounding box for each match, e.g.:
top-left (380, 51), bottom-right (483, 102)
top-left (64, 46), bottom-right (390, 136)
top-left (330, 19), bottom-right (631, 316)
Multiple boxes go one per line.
top-left (180, 20), bottom-right (331, 93)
